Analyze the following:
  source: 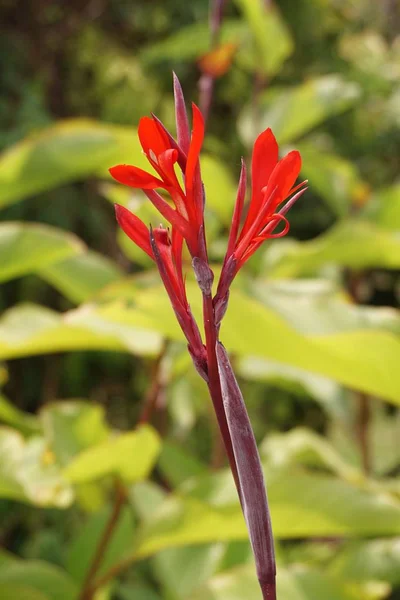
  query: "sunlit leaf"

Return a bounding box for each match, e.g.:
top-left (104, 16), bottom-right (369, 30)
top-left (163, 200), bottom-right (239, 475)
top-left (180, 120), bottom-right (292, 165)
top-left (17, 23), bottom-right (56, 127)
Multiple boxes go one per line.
top-left (0, 561), bottom-right (78, 600)
top-left (0, 427), bottom-right (73, 507)
top-left (40, 252), bottom-right (123, 304)
top-left (264, 220), bottom-right (400, 277)
top-left (239, 75), bottom-right (361, 146)
top-left (0, 120), bottom-right (144, 208)
top-left (0, 222), bottom-right (84, 283)
top-left (40, 401), bottom-right (109, 466)
top-left (64, 425), bottom-right (161, 484)
top-left (233, 0), bottom-right (293, 76)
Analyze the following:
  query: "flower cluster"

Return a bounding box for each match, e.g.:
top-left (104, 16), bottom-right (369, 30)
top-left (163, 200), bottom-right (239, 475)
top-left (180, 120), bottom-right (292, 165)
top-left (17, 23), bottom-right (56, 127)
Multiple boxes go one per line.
top-left (110, 75), bottom-right (307, 374)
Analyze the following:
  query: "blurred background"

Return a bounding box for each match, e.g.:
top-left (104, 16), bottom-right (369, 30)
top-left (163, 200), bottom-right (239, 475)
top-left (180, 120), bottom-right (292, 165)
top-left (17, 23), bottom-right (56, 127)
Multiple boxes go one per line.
top-left (0, 0), bottom-right (400, 599)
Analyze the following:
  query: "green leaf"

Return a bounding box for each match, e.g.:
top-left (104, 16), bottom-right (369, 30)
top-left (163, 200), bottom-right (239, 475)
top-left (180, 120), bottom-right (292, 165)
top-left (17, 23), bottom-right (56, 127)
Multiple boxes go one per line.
top-left (140, 20), bottom-right (245, 65)
top-left (264, 220), bottom-right (400, 277)
top-left (0, 394), bottom-right (40, 434)
top-left (158, 442), bottom-right (207, 488)
top-left (118, 583), bottom-right (162, 600)
top-left (131, 468), bottom-right (400, 559)
top-left (190, 564), bottom-right (374, 600)
top-left (66, 506), bottom-right (135, 585)
top-left (365, 183), bottom-right (400, 231)
top-left (0, 561), bottom-right (78, 600)
top-left (239, 75), bottom-right (361, 145)
top-left (101, 283), bottom-right (400, 405)
top-left (40, 252), bottom-right (123, 304)
top-left (0, 584), bottom-right (50, 600)
top-left (296, 141), bottom-right (366, 217)
top-left (0, 303), bottom-right (162, 360)
top-left (260, 428), bottom-right (363, 484)
top-left (330, 538), bottom-right (400, 586)
top-left (0, 427), bottom-right (73, 507)
top-left (252, 278), bottom-right (400, 335)
top-left (64, 425), bottom-right (161, 484)
top-left (232, 0), bottom-right (293, 76)
top-left (0, 222), bottom-right (84, 283)
top-left (0, 120), bottom-right (144, 208)
top-left (40, 401), bottom-right (109, 466)
top-left (152, 544), bottom-right (225, 600)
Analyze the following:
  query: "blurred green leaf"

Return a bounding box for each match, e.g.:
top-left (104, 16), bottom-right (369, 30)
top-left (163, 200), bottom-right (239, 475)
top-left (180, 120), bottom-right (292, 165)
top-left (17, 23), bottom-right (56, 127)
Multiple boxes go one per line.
top-left (66, 506), bottom-right (134, 585)
top-left (252, 278), bottom-right (400, 335)
top-left (190, 564), bottom-right (378, 600)
top-left (100, 283), bottom-right (400, 405)
top-left (0, 222), bottom-right (84, 283)
top-left (0, 120), bottom-right (144, 208)
top-left (233, 0), bottom-right (293, 76)
top-left (264, 220), bottom-right (400, 277)
top-left (131, 467), bottom-right (400, 559)
top-left (0, 303), bottom-right (162, 360)
top-left (118, 583), bottom-right (162, 600)
top-left (0, 427), bottom-right (73, 507)
top-left (40, 401), bottom-right (109, 466)
top-left (140, 20), bottom-right (245, 65)
top-left (0, 394), bottom-right (40, 434)
top-left (365, 183), bottom-right (400, 231)
top-left (0, 561), bottom-right (78, 600)
top-left (153, 544), bottom-right (225, 600)
top-left (239, 76), bottom-right (361, 146)
top-left (297, 141), bottom-right (367, 216)
top-left (64, 425), bottom-right (160, 484)
top-left (40, 252), bottom-right (123, 304)
top-left (260, 428), bottom-right (362, 483)
top-left (330, 538), bottom-right (400, 586)
top-left (158, 442), bottom-right (207, 488)
top-left (0, 584), bottom-right (50, 600)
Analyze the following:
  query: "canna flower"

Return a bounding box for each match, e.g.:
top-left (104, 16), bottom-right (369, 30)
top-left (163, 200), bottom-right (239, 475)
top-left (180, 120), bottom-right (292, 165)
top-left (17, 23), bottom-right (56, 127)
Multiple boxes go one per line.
top-left (110, 75), bottom-right (205, 258)
top-left (216, 128), bottom-right (307, 304)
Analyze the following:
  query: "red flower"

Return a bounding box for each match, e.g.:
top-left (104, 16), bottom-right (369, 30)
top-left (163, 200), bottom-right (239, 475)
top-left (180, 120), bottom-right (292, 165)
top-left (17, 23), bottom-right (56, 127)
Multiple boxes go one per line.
top-left (217, 129), bottom-right (307, 296)
top-left (109, 78), bottom-right (205, 257)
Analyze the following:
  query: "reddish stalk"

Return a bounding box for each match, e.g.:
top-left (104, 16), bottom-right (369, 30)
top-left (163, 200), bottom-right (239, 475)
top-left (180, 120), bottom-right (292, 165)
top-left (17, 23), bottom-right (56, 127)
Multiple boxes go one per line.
top-left (202, 289), bottom-right (243, 503)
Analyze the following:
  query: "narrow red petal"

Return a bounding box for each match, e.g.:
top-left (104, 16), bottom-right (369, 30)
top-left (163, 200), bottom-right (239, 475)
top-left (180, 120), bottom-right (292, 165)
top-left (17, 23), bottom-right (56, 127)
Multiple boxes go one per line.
top-left (266, 150), bottom-right (302, 206)
top-left (241, 129), bottom-right (279, 237)
top-left (226, 159), bottom-right (247, 260)
top-left (185, 103), bottom-right (205, 223)
top-left (114, 204), bottom-right (153, 259)
top-left (109, 165), bottom-right (164, 189)
top-left (173, 72), bottom-right (191, 155)
top-left (138, 116), bottom-right (171, 157)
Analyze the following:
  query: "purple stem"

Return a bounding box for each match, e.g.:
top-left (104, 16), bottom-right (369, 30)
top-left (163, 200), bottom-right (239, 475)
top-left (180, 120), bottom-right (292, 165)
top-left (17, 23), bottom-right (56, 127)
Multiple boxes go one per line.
top-left (216, 343), bottom-right (276, 599)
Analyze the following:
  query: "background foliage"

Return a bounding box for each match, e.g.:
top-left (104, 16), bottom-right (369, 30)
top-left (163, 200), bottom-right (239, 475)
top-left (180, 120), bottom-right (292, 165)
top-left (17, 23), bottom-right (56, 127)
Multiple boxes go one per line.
top-left (0, 0), bottom-right (400, 598)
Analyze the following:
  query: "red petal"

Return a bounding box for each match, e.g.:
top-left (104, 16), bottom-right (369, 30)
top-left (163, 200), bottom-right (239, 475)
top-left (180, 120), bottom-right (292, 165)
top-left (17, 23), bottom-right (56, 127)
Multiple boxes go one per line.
top-left (114, 204), bottom-right (153, 259)
top-left (173, 72), bottom-right (191, 155)
top-left (185, 103), bottom-right (205, 222)
top-left (266, 150), bottom-right (302, 206)
top-left (241, 128), bottom-right (278, 237)
top-left (138, 116), bottom-right (171, 157)
top-left (109, 165), bottom-right (164, 189)
top-left (226, 159), bottom-right (247, 259)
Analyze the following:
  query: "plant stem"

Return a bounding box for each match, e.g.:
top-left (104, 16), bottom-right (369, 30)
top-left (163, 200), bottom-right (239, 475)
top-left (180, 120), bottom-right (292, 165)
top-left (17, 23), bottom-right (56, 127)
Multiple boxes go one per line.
top-left (138, 341), bottom-right (168, 425)
top-left (79, 479), bottom-right (126, 600)
top-left (259, 581), bottom-right (277, 600)
top-left (202, 291), bottom-right (242, 503)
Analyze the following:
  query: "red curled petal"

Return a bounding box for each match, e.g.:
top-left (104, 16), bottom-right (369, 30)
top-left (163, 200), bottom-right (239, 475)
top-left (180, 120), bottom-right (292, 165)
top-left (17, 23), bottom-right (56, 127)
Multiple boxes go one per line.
top-left (257, 214), bottom-right (290, 240)
top-left (114, 204), bottom-right (154, 259)
top-left (138, 116), bottom-right (171, 157)
top-left (109, 165), bottom-right (164, 189)
top-left (266, 150), bottom-right (302, 206)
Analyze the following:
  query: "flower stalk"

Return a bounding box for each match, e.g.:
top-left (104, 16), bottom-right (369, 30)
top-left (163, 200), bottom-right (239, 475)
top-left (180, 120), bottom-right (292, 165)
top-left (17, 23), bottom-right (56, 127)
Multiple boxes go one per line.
top-left (109, 75), bottom-right (307, 598)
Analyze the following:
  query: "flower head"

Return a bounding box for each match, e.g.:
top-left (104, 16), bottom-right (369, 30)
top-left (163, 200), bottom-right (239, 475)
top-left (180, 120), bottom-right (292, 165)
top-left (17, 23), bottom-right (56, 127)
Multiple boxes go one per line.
top-left (109, 76), bottom-right (205, 257)
top-left (216, 128), bottom-right (307, 302)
